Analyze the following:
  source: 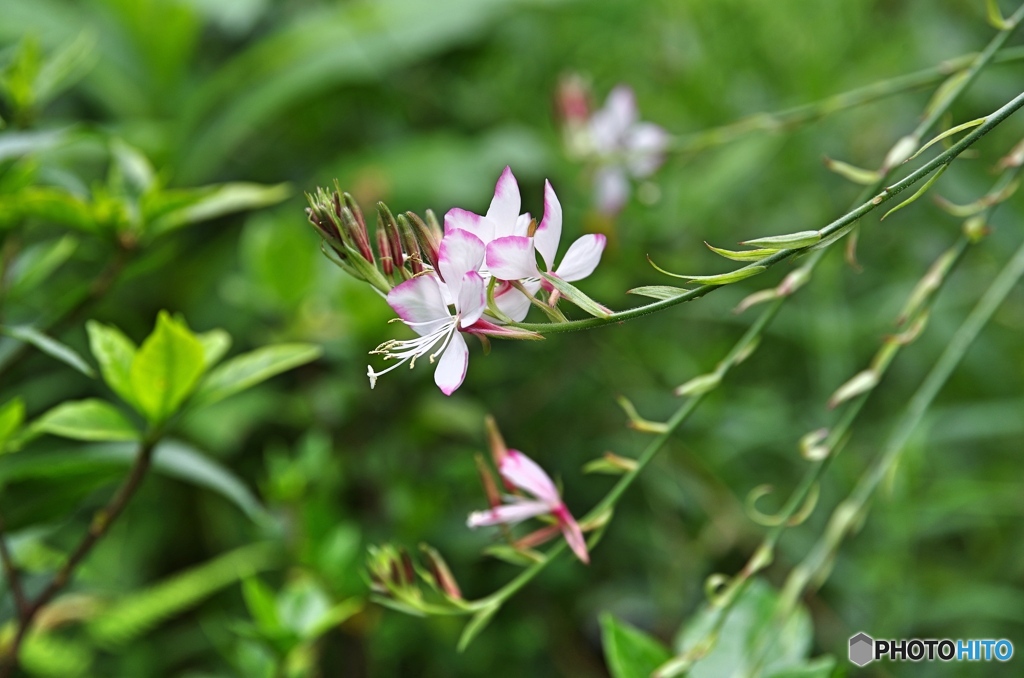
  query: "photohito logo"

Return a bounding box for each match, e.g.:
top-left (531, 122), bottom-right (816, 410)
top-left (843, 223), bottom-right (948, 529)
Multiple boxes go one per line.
top-left (848, 632), bottom-right (1013, 666)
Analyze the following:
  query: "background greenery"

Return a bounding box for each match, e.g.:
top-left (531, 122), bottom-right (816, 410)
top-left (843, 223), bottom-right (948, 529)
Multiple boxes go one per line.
top-left (1, 0), bottom-right (1023, 675)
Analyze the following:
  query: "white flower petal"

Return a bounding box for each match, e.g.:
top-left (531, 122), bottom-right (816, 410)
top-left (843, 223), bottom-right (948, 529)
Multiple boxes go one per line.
top-left (594, 166), bottom-right (630, 215)
top-left (485, 236), bottom-right (540, 281)
top-left (499, 449), bottom-right (560, 504)
top-left (485, 166), bottom-right (522, 237)
top-left (386, 275), bottom-right (450, 336)
top-left (625, 122), bottom-right (670, 177)
top-left (514, 212), bottom-right (533, 237)
top-left (467, 500), bottom-right (551, 528)
top-left (534, 179), bottom-right (562, 271)
top-left (555, 234), bottom-right (606, 282)
top-left (458, 271), bottom-right (486, 327)
top-left (589, 85), bottom-right (637, 151)
top-left (444, 208), bottom-right (495, 243)
top-left (493, 279), bottom-right (539, 323)
top-left (438, 228), bottom-right (485, 302)
top-left (434, 331), bottom-right (469, 396)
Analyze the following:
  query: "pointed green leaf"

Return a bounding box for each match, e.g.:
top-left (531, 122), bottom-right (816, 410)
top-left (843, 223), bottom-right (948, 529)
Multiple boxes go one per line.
top-left (192, 344), bottom-right (322, 407)
top-left (86, 321), bottom-right (139, 407)
top-left (129, 312), bottom-right (207, 423)
top-left (828, 370), bottom-right (879, 409)
top-left (540, 273), bottom-right (611, 318)
top-left (907, 117), bottom-right (986, 163)
top-left (0, 187), bottom-right (97, 232)
top-left (649, 257), bottom-right (767, 285)
top-left (740, 231), bottom-right (821, 249)
top-left (626, 285), bottom-right (692, 301)
top-left (147, 182), bottom-right (291, 236)
top-left (458, 603), bottom-right (500, 652)
top-left (0, 398), bottom-right (26, 452)
top-left (674, 372), bottom-right (723, 397)
top-left (1, 325), bottom-right (95, 377)
top-left (705, 243), bottom-right (779, 261)
top-left (33, 399), bottom-right (139, 442)
top-left (6, 235), bottom-right (78, 299)
top-left (242, 577), bottom-right (282, 634)
top-left (823, 157), bottom-right (881, 185)
top-left (600, 613), bottom-right (671, 678)
top-left (197, 329), bottom-right (232, 368)
top-left (881, 164), bottom-right (949, 221)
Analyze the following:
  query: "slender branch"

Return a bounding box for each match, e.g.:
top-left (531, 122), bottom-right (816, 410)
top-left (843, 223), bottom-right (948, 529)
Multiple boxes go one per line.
top-left (0, 439), bottom-right (157, 676)
top-left (0, 513), bottom-right (28, 620)
top-left (516, 88), bottom-right (1024, 335)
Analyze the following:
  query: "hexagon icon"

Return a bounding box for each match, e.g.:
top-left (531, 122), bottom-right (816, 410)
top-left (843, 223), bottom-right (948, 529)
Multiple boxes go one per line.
top-left (849, 632), bottom-right (874, 667)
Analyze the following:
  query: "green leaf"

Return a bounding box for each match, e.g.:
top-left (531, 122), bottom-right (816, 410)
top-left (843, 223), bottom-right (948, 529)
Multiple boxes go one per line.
top-left (89, 543), bottom-right (278, 647)
top-left (600, 613), bottom-right (671, 678)
top-left (540, 272), bottom-right (611, 318)
top-left (242, 577), bottom-right (283, 634)
top-left (129, 311), bottom-right (207, 423)
top-left (33, 399), bottom-right (139, 442)
top-left (20, 631), bottom-right (94, 677)
top-left (704, 243), bottom-right (779, 262)
top-left (147, 182), bottom-right (292, 236)
top-left (193, 343), bottom-right (321, 407)
top-left (110, 138), bottom-right (156, 193)
top-left (674, 372), bottom-right (723, 398)
top-left (626, 285), bottom-right (692, 301)
top-left (0, 128), bottom-right (68, 163)
top-left (0, 186), bottom-right (96, 232)
top-left (5, 235), bottom-right (78, 299)
top-left (197, 328), bottom-right (232, 368)
top-left (740, 230), bottom-right (821, 249)
top-left (648, 258), bottom-right (768, 285)
top-left (305, 598), bottom-right (363, 640)
top-left (881, 164), bottom-right (948, 221)
top-left (0, 397), bottom-right (26, 452)
top-left (458, 603), bottom-right (500, 653)
top-left (1, 325), bottom-right (95, 377)
top-left (86, 321), bottom-right (139, 408)
top-left (827, 370), bottom-right (879, 409)
top-left (822, 157), bottom-right (881, 185)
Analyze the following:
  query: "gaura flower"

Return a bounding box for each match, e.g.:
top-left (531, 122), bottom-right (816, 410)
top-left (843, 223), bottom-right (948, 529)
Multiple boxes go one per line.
top-left (368, 228), bottom-right (525, 395)
top-left (467, 449), bottom-right (590, 564)
top-left (484, 179), bottom-right (606, 286)
top-left (587, 85), bottom-right (669, 214)
top-left (443, 165), bottom-right (532, 246)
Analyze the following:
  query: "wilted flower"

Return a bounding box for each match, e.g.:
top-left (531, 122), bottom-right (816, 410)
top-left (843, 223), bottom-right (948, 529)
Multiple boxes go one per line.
top-left (468, 449), bottom-right (590, 564)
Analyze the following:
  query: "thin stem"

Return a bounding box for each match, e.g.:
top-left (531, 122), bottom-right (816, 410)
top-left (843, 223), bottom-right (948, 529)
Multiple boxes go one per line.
top-left (666, 45), bottom-right (1024, 155)
top-left (0, 513), bottom-right (28, 620)
top-left (0, 438), bottom-right (157, 676)
top-left (516, 88), bottom-right (1024, 335)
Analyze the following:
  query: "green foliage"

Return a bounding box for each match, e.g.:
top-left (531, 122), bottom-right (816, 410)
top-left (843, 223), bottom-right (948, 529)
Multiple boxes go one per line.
top-left (600, 613), bottom-right (672, 678)
top-left (193, 344), bottom-right (323, 407)
top-left (32, 398), bottom-right (138, 442)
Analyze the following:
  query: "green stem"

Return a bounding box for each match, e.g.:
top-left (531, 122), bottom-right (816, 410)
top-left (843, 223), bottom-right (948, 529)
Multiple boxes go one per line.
top-left (515, 88), bottom-right (1024, 335)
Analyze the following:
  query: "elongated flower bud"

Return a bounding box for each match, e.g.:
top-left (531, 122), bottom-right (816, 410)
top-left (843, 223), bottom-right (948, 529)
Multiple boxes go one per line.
top-left (405, 211), bottom-right (440, 269)
top-left (339, 204), bottom-right (374, 264)
top-left (398, 215), bottom-right (424, 274)
top-left (420, 545), bottom-right (462, 600)
top-left (376, 225), bottom-right (394, 276)
top-left (377, 202), bottom-right (404, 271)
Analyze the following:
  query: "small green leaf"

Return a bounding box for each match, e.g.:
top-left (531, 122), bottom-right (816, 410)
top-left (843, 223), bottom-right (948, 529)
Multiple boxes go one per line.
top-left (110, 139), bottom-right (156, 193)
top-left (1, 325), bottom-right (95, 377)
top-left (740, 231), bottom-right (821, 249)
top-left (33, 399), bottom-right (139, 442)
top-left (458, 603), bottom-right (500, 653)
top-left (0, 397), bottom-right (26, 452)
top-left (196, 329), bottom-right (232, 368)
top-left (129, 312), bottom-right (207, 423)
top-left (192, 344), bottom-right (322, 407)
top-left (648, 258), bottom-right (767, 285)
top-left (600, 613), bottom-right (671, 678)
top-left (906, 117), bottom-right (986, 163)
top-left (705, 243), bottom-right (779, 261)
top-left (881, 164), bottom-right (949, 221)
top-left (822, 157), bottom-right (881, 185)
top-left (305, 599), bottom-right (363, 640)
top-left (0, 187), bottom-right (96, 232)
top-left (147, 182), bottom-right (291, 236)
top-left (828, 370), bottom-right (879, 409)
top-left (86, 321), bottom-right (139, 407)
top-left (674, 372), bottom-right (722, 397)
top-left (6, 235), bottom-right (78, 298)
top-left (986, 0), bottom-right (1012, 31)
top-left (627, 285), bottom-right (692, 301)
top-left (242, 577), bottom-right (282, 634)
top-left (540, 272), bottom-right (611, 318)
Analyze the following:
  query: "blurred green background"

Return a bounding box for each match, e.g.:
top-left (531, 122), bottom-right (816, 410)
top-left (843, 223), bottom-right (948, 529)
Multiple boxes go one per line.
top-left (1, 0), bottom-right (1023, 675)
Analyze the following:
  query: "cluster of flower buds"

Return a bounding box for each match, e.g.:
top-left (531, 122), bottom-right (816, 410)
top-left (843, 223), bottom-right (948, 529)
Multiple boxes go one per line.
top-left (366, 543), bottom-right (469, 616)
top-left (306, 183), bottom-right (443, 295)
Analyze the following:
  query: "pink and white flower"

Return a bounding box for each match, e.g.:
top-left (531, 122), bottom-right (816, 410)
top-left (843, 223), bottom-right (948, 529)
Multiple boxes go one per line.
top-left (485, 179), bottom-right (606, 286)
top-left (467, 449), bottom-right (590, 564)
top-left (443, 165), bottom-right (532, 246)
top-left (585, 85), bottom-right (669, 214)
top-left (368, 228), bottom-right (524, 395)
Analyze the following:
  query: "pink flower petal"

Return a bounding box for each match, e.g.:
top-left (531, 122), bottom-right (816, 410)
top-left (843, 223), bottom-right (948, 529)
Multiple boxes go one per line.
top-left (594, 166), bottom-right (630, 215)
top-left (625, 122), bottom-right (670, 177)
top-left (485, 166), bottom-right (522, 237)
top-left (458, 271), bottom-right (486, 327)
top-left (434, 331), bottom-right (469, 396)
top-left (467, 499), bottom-right (551, 528)
top-left (438, 228), bottom-right (485, 301)
top-left (444, 208), bottom-right (495, 243)
top-left (493, 279), bottom-right (540, 323)
top-left (386, 275), bottom-right (450, 335)
top-left (554, 234), bottom-right (606, 282)
top-left (555, 505), bottom-right (590, 564)
top-left (485, 236), bottom-right (539, 281)
top-left (534, 179), bottom-right (562, 271)
top-left (499, 450), bottom-right (560, 504)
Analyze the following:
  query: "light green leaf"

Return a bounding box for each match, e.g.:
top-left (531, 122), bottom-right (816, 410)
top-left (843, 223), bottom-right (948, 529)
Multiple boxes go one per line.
top-left (129, 311), bottom-right (207, 423)
top-left (881, 164), bottom-right (948, 221)
top-left (0, 128), bottom-right (68, 163)
top-left (86, 321), bottom-right (138, 407)
top-left (147, 182), bottom-right (292, 236)
top-left (674, 372), bottom-right (723, 398)
top-left (6, 235), bottom-right (78, 299)
top-left (740, 231), bottom-right (821, 249)
top-left (823, 157), bottom-right (881, 185)
top-left (600, 613), bottom-right (672, 678)
top-left (0, 397), bottom-right (26, 452)
top-left (1, 324), bottom-right (95, 377)
top-left (827, 370), bottom-right (879, 409)
top-left (705, 243), bottom-right (779, 261)
top-left (0, 187), bottom-right (96, 232)
top-left (540, 272), bottom-right (611, 318)
top-left (649, 257), bottom-right (768, 285)
top-left (626, 285), bottom-right (692, 301)
top-left (907, 117), bottom-right (986, 163)
top-left (193, 343), bottom-right (322, 407)
top-left (110, 138), bottom-right (156, 193)
top-left (242, 577), bottom-right (282, 634)
top-left (306, 598), bottom-right (363, 640)
top-left (458, 603), bottom-right (500, 653)
top-left (21, 630), bottom-right (94, 678)
top-left (33, 399), bottom-right (139, 442)
top-left (197, 328), bottom-right (232, 368)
